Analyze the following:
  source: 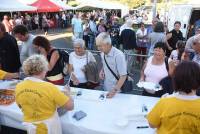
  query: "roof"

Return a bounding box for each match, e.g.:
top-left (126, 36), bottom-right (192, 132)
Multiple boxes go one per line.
top-left (30, 0), bottom-right (62, 12)
top-left (0, 0), bottom-right (36, 12)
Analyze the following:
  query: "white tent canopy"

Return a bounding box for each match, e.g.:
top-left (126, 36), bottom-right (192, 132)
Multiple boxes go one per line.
top-left (0, 0), bottom-right (36, 12)
top-left (74, 0), bottom-right (129, 17)
top-left (50, 0), bottom-right (76, 10)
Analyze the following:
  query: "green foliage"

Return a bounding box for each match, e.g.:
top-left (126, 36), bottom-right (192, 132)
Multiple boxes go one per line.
top-left (119, 0), bottom-right (146, 8)
top-left (68, 0), bottom-right (80, 7)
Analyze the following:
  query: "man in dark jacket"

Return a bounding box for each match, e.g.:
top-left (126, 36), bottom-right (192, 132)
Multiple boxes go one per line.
top-left (0, 23), bottom-right (21, 72)
top-left (120, 19), bottom-right (137, 73)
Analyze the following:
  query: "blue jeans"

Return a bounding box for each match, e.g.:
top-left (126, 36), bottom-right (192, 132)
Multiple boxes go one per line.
top-left (88, 34), bottom-right (95, 50)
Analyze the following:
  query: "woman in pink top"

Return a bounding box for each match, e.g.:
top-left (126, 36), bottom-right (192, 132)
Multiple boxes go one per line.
top-left (98, 19), bottom-right (106, 33)
top-left (140, 42), bottom-right (168, 97)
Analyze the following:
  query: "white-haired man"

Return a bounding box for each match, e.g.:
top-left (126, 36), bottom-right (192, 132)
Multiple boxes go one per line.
top-left (192, 34), bottom-right (200, 96)
top-left (96, 32), bottom-right (127, 98)
top-left (185, 26), bottom-right (200, 53)
top-left (192, 34), bottom-right (200, 65)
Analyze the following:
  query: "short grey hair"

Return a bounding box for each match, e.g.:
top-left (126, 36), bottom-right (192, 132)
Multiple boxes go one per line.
top-left (193, 34), bottom-right (200, 44)
top-left (96, 32), bottom-right (112, 46)
top-left (73, 38), bottom-right (85, 48)
top-left (126, 19), bottom-right (134, 27)
top-left (23, 54), bottom-right (49, 76)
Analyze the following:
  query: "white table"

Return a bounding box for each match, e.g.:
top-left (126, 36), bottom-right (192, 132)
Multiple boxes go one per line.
top-left (0, 82), bottom-right (159, 134)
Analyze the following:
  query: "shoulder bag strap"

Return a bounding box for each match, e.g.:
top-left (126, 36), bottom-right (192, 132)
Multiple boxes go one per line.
top-left (86, 51), bottom-right (88, 64)
top-left (47, 49), bottom-right (57, 60)
top-left (164, 56), bottom-right (169, 72)
top-left (104, 54), bottom-right (119, 80)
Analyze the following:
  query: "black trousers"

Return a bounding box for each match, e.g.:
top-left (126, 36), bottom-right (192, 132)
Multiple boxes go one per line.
top-left (142, 89), bottom-right (166, 98)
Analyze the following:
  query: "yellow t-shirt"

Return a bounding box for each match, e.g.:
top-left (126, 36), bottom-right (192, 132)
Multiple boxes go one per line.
top-left (0, 70), bottom-right (7, 79)
top-left (147, 96), bottom-right (200, 134)
top-left (15, 79), bottom-right (69, 122)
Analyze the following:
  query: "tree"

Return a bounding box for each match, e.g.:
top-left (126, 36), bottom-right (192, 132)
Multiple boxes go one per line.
top-left (119, 0), bottom-right (146, 8)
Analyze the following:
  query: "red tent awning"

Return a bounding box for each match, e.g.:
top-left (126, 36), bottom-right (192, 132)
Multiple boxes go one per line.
top-left (30, 0), bottom-right (62, 12)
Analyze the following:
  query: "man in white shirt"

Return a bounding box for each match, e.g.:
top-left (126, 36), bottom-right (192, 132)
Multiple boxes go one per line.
top-left (71, 13), bottom-right (83, 39)
top-left (96, 32), bottom-right (127, 98)
top-left (13, 25), bottom-right (38, 63)
top-left (55, 14), bottom-right (59, 28)
top-left (88, 15), bottom-right (97, 50)
top-left (15, 16), bottom-right (23, 25)
top-left (62, 12), bottom-right (66, 28)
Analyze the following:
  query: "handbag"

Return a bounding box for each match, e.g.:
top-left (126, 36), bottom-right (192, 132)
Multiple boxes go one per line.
top-left (88, 23), bottom-right (95, 36)
top-left (104, 55), bottom-right (133, 93)
top-left (84, 51), bottom-right (100, 89)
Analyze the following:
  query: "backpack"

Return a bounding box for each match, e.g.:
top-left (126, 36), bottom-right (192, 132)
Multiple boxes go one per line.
top-left (57, 49), bottom-right (69, 76)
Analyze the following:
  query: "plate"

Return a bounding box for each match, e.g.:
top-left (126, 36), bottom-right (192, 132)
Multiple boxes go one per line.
top-left (137, 81), bottom-right (162, 91)
top-left (114, 118), bottom-right (129, 128)
top-left (0, 80), bottom-right (21, 90)
top-left (125, 113), bottom-right (147, 122)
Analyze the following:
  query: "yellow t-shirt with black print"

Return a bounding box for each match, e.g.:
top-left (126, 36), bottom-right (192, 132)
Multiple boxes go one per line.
top-left (0, 70), bottom-right (7, 79)
top-left (15, 79), bottom-right (69, 134)
top-left (147, 96), bottom-right (200, 134)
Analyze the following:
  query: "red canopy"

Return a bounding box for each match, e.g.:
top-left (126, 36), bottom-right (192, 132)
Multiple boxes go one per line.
top-left (30, 0), bottom-right (62, 12)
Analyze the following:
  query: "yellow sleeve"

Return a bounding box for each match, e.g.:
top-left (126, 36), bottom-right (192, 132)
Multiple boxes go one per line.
top-left (0, 70), bottom-right (7, 80)
top-left (147, 98), bottom-right (164, 127)
top-left (51, 86), bottom-right (69, 107)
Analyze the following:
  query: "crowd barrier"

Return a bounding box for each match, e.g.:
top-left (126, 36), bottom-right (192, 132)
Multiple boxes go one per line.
top-left (60, 48), bottom-right (148, 72)
top-left (58, 48), bottom-right (148, 94)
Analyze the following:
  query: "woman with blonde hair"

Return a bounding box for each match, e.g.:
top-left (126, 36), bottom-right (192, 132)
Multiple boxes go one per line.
top-left (15, 54), bottom-right (73, 134)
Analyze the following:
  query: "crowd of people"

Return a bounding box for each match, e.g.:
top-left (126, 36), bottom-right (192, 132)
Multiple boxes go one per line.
top-left (0, 9), bottom-right (200, 134)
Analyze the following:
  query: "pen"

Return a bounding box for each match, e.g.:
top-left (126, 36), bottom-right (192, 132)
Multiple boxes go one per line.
top-left (136, 126), bottom-right (149, 129)
top-left (67, 72), bottom-right (73, 86)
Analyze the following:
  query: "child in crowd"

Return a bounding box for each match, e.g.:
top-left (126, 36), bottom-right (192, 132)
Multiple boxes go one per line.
top-left (169, 40), bottom-right (185, 61)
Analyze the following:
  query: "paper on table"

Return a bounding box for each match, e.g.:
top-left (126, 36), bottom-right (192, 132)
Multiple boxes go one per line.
top-left (0, 80), bottom-right (21, 90)
top-left (77, 91), bottom-right (106, 102)
top-left (122, 106), bottom-right (147, 122)
top-left (137, 81), bottom-right (162, 91)
top-left (125, 112), bottom-right (147, 122)
top-left (114, 118), bottom-right (129, 128)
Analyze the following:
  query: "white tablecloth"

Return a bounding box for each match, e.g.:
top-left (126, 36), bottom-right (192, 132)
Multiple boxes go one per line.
top-left (0, 82), bottom-right (159, 134)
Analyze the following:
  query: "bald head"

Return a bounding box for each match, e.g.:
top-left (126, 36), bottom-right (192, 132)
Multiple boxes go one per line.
top-left (3, 15), bottom-right (9, 20)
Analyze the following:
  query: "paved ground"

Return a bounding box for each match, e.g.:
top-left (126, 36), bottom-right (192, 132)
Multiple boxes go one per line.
top-left (31, 28), bottom-right (73, 48)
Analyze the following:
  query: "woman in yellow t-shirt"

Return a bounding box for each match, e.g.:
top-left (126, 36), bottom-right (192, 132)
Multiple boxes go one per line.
top-left (147, 61), bottom-right (200, 134)
top-left (0, 70), bottom-right (18, 80)
top-left (15, 55), bottom-right (74, 134)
